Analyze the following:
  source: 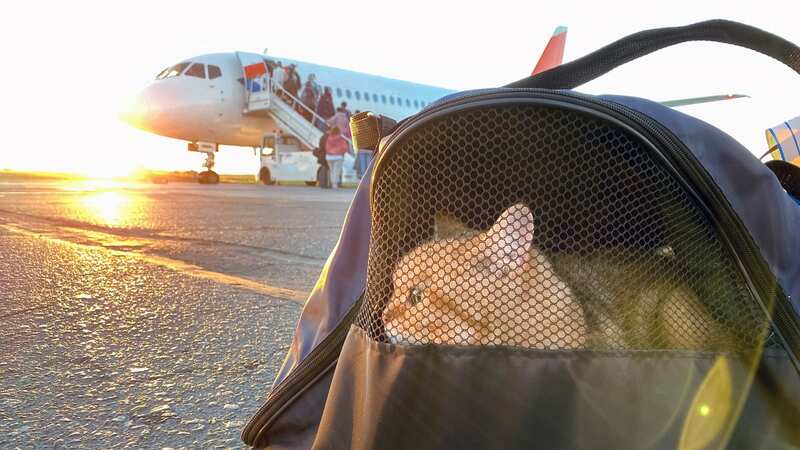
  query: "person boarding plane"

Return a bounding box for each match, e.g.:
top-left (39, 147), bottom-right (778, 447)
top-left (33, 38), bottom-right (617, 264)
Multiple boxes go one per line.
top-left (121, 27), bottom-right (746, 185)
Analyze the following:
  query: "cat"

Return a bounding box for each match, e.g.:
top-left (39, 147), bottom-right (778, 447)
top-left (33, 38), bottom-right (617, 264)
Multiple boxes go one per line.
top-left (382, 202), bottom-right (728, 350)
top-left (382, 203), bottom-right (588, 348)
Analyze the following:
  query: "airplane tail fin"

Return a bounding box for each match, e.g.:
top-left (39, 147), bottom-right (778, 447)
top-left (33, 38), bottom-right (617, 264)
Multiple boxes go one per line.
top-left (531, 26), bottom-right (568, 76)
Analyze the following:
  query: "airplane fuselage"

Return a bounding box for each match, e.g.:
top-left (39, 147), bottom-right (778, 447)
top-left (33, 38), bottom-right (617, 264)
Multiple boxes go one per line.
top-left (120, 31), bottom-right (744, 185)
top-left (128, 53), bottom-right (275, 147)
top-left (125, 52), bottom-right (453, 149)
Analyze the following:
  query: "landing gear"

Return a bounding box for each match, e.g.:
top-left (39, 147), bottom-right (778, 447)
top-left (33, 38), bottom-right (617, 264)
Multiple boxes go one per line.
top-left (258, 167), bottom-right (272, 185)
top-left (198, 170), bottom-right (220, 184)
top-left (197, 150), bottom-right (220, 185)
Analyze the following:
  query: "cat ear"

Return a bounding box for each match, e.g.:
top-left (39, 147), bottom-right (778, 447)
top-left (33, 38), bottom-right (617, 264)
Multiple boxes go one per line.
top-left (486, 203), bottom-right (534, 269)
top-left (434, 212), bottom-right (471, 239)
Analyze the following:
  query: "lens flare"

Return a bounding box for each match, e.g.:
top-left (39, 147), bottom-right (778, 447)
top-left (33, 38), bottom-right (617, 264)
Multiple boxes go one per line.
top-left (679, 356), bottom-right (734, 450)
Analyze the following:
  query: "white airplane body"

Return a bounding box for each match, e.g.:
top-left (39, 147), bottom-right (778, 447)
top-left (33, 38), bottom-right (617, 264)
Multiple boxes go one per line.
top-left (126, 53), bottom-right (452, 148)
top-left (123, 28), bottom-right (745, 184)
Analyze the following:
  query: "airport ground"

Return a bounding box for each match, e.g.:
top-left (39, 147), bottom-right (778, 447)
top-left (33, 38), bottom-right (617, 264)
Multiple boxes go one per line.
top-left (0, 177), bottom-right (355, 448)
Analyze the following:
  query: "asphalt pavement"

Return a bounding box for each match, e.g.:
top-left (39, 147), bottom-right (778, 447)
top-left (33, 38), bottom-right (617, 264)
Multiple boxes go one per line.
top-left (0, 180), bottom-right (355, 449)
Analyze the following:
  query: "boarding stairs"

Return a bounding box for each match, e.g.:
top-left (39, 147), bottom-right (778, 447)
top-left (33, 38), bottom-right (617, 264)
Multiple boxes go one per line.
top-left (235, 52), bottom-right (355, 154)
top-left (243, 79), bottom-right (328, 151)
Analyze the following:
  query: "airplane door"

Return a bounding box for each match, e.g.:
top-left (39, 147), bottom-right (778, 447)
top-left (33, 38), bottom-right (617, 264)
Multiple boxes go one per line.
top-left (207, 63), bottom-right (227, 136)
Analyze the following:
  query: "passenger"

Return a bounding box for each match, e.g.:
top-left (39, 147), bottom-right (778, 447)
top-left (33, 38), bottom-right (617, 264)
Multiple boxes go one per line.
top-left (284, 64), bottom-right (301, 103)
top-left (308, 73), bottom-right (321, 102)
top-left (272, 61), bottom-right (285, 93)
top-left (315, 132), bottom-right (331, 189)
top-left (355, 147), bottom-right (373, 180)
top-left (337, 102), bottom-right (352, 121)
top-left (325, 127), bottom-right (349, 189)
top-left (300, 80), bottom-right (317, 122)
top-left (315, 87), bottom-right (335, 130)
top-left (290, 65), bottom-right (301, 88)
top-left (326, 110), bottom-right (352, 139)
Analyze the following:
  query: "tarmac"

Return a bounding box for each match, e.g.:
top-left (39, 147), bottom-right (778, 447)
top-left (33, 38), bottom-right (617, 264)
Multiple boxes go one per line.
top-left (0, 180), bottom-right (355, 449)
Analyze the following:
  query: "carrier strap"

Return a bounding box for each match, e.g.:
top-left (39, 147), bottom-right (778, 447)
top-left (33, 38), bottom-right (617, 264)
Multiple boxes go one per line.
top-left (506, 19), bottom-right (800, 89)
top-left (766, 160), bottom-right (800, 198)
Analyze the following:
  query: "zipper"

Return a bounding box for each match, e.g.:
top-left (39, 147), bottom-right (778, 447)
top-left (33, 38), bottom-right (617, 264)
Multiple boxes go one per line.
top-left (373, 89), bottom-right (800, 370)
top-left (241, 293), bottom-right (363, 447)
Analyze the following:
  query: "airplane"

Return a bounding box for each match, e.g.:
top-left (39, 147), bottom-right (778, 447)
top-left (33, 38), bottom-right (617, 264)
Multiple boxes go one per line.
top-left (121, 27), bottom-right (746, 185)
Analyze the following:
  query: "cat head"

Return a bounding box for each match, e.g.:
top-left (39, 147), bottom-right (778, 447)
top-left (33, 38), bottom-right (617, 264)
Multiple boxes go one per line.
top-left (383, 203), bottom-right (540, 346)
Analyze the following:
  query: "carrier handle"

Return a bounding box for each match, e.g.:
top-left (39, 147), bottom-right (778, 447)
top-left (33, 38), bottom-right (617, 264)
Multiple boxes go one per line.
top-left (507, 19), bottom-right (800, 89)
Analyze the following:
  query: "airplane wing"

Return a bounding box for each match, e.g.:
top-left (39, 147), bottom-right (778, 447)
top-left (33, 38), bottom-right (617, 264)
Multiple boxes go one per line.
top-left (659, 94), bottom-right (749, 108)
top-left (531, 26), bottom-right (567, 76)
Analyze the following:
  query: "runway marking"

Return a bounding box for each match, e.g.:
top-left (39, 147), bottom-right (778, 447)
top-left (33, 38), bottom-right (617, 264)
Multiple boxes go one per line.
top-left (0, 208), bottom-right (326, 266)
top-left (136, 253), bottom-right (308, 303)
top-left (1, 223), bottom-right (309, 304)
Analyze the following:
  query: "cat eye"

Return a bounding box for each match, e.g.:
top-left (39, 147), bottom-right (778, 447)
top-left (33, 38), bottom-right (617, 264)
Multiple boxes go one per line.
top-left (407, 287), bottom-right (424, 306)
top-left (655, 245), bottom-right (675, 258)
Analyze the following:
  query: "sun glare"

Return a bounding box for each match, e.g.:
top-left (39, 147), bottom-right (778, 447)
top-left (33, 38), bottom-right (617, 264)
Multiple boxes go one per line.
top-left (80, 191), bottom-right (135, 227)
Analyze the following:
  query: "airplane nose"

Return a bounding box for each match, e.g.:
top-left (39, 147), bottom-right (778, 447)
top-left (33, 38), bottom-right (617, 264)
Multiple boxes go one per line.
top-left (120, 88), bottom-right (152, 131)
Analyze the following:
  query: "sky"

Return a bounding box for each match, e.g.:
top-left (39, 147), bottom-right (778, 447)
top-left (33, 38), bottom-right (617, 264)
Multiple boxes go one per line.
top-left (1, 0), bottom-right (798, 176)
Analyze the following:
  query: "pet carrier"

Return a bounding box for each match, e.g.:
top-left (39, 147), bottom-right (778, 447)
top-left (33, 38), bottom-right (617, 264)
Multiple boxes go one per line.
top-left (243, 19), bottom-right (800, 449)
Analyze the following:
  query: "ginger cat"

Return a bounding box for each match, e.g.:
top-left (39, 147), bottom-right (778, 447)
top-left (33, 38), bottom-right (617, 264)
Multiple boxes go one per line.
top-left (382, 204), bottom-right (588, 348)
top-left (383, 203), bottom-right (728, 350)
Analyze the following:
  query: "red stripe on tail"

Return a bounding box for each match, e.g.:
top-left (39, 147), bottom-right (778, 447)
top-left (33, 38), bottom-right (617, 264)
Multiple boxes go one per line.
top-left (532, 27), bottom-right (567, 76)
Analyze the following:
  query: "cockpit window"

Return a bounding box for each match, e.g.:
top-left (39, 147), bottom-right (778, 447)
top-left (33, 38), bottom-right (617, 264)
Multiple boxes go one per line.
top-left (208, 65), bottom-right (222, 79)
top-left (155, 67), bottom-right (171, 79)
top-left (185, 63), bottom-right (206, 78)
top-left (157, 62), bottom-right (190, 79)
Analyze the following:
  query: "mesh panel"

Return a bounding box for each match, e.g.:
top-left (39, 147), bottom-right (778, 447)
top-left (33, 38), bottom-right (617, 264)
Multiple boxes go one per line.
top-left (357, 104), bottom-right (774, 351)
